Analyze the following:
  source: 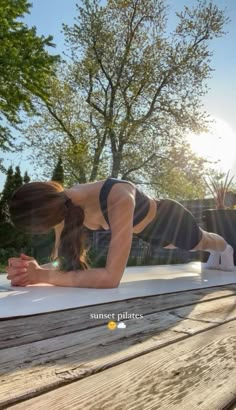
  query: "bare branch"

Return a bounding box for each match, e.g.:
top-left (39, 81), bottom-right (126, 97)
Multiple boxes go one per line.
top-left (45, 103), bottom-right (77, 145)
top-left (121, 153), bottom-right (158, 179)
top-left (132, 76), bottom-right (169, 126)
top-left (91, 39), bottom-right (114, 89)
top-left (86, 72), bottom-right (106, 116)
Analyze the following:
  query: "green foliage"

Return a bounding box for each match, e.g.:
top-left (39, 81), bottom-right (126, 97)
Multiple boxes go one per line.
top-left (12, 166), bottom-right (23, 193)
top-left (87, 246), bottom-right (197, 268)
top-left (29, 230), bottom-right (55, 264)
top-left (0, 0), bottom-right (59, 149)
top-left (23, 68), bottom-right (110, 185)
top-left (23, 0), bottom-right (229, 198)
top-left (51, 156), bottom-right (64, 185)
top-left (0, 248), bottom-right (19, 271)
top-left (62, 0), bottom-right (228, 180)
top-left (149, 141), bottom-right (209, 200)
top-left (126, 256), bottom-right (138, 266)
top-left (0, 165), bottom-right (30, 248)
top-left (0, 166), bottom-right (15, 222)
top-left (0, 166), bottom-right (51, 262)
top-left (23, 171), bottom-right (30, 184)
top-left (87, 247), bottom-right (107, 268)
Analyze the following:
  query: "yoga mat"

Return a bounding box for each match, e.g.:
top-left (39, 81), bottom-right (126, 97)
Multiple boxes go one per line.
top-left (0, 262), bottom-right (236, 318)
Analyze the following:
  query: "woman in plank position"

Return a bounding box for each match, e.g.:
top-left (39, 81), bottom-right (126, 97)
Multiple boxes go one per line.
top-left (6, 178), bottom-right (234, 288)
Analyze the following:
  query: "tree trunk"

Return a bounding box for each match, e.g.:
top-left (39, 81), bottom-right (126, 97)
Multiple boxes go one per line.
top-left (111, 152), bottom-right (122, 178)
top-left (90, 147), bottom-right (102, 181)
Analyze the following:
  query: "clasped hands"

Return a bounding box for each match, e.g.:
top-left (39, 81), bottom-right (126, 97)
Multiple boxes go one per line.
top-left (6, 254), bottom-right (42, 287)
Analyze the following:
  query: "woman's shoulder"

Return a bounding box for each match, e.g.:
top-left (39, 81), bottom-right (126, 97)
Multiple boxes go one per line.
top-left (68, 179), bottom-right (107, 200)
top-left (70, 179), bottom-right (107, 190)
top-left (70, 178), bottom-right (136, 198)
top-left (101, 178), bottom-right (136, 201)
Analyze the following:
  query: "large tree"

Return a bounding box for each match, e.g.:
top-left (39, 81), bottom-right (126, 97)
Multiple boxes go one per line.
top-left (0, 0), bottom-right (59, 171)
top-left (23, 0), bottom-right (228, 198)
top-left (62, 0), bottom-right (228, 181)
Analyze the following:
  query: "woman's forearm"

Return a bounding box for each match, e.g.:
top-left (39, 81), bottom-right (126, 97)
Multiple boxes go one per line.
top-left (40, 262), bottom-right (58, 270)
top-left (39, 267), bottom-right (119, 288)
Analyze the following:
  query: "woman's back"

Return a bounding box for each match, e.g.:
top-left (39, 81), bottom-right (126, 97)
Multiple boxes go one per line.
top-left (66, 178), bottom-right (157, 234)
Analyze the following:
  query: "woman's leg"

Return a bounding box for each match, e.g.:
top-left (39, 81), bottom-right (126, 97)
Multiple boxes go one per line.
top-left (164, 231), bottom-right (228, 252)
top-left (163, 231), bottom-right (234, 270)
top-left (139, 198), bottom-right (234, 270)
top-left (190, 229), bottom-right (234, 271)
top-left (190, 229), bottom-right (227, 252)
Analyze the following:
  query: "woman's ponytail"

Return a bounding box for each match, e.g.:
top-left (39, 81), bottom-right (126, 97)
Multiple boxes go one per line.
top-left (55, 197), bottom-right (90, 271)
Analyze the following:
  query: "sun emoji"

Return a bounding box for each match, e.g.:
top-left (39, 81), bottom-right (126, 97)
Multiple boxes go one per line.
top-left (107, 321), bottom-right (117, 330)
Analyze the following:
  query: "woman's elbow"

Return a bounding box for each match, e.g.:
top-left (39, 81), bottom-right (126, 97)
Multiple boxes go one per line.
top-left (104, 269), bottom-right (122, 288)
top-left (101, 272), bottom-right (121, 288)
top-left (102, 279), bottom-right (120, 289)
top-left (110, 281), bottom-right (120, 288)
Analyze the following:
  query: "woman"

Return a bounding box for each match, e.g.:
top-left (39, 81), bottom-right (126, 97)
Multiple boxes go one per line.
top-left (6, 178), bottom-right (234, 288)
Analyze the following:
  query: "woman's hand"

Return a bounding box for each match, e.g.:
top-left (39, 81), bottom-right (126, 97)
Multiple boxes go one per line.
top-left (6, 254), bottom-right (43, 287)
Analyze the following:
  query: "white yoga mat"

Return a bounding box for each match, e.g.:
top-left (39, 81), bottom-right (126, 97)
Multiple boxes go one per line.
top-left (1, 262), bottom-right (236, 318)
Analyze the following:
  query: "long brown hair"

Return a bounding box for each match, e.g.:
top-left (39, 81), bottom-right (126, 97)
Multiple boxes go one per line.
top-left (9, 181), bottom-right (90, 271)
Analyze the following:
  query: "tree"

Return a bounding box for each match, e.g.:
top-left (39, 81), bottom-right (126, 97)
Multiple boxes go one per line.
top-left (0, 166), bottom-right (14, 220)
top-left (0, 0), bottom-right (59, 170)
top-left (149, 140), bottom-right (210, 200)
top-left (23, 171), bottom-right (30, 184)
top-left (23, 61), bottom-right (214, 196)
top-left (23, 69), bottom-right (110, 185)
top-left (0, 165), bottom-right (25, 247)
top-left (0, 166), bottom-right (53, 262)
top-left (23, 0), bottom-right (228, 198)
top-left (61, 0), bottom-right (228, 184)
top-left (12, 166), bottom-right (23, 194)
top-left (51, 156), bottom-right (64, 184)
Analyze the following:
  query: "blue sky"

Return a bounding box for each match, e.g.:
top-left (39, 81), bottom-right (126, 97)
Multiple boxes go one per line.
top-left (1, 0), bottom-right (236, 189)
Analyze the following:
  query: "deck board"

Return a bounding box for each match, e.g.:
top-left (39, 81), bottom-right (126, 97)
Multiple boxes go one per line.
top-left (1, 284), bottom-right (236, 349)
top-left (7, 319), bottom-right (236, 410)
top-left (1, 286), bottom-right (236, 408)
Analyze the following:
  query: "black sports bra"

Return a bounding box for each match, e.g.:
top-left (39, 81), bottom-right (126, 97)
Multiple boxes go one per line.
top-left (99, 178), bottom-right (150, 228)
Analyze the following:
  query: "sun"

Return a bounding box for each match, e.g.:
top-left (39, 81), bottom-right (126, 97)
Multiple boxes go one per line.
top-left (186, 118), bottom-right (236, 174)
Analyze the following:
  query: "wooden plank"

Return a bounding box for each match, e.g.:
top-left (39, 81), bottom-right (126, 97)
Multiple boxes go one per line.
top-left (1, 293), bottom-right (236, 407)
top-left (172, 294), bottom-right (236, 325)
top-left (8, 319), bottom-right (236, 410)
top-left (0, 312), bottom-right (189, 407)
top-left (1, 285), bottom-right (236, 349)
top-left (167, 294), bottom-right (236, 336)
top-left (221, 284), bottom-right (236, 292)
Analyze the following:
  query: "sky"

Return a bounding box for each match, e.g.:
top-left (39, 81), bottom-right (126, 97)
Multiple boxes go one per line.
top-left (1, 0), bottom-right (236, 189)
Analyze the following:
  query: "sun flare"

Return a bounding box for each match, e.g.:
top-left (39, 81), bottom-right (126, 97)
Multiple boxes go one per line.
top-left (187, 118), bottom-right (236, 175)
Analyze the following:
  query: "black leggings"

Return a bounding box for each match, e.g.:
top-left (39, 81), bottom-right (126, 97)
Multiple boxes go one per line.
top-left (135, 199), bottom-right (203, 251)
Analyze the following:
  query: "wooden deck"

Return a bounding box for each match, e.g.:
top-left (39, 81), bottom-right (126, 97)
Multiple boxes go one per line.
top-left (1, 284), bottom-right (236, 409)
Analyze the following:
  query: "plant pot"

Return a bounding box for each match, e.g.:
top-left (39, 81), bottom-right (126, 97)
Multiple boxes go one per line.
top-left (203, 209), bottom-right (236, 264)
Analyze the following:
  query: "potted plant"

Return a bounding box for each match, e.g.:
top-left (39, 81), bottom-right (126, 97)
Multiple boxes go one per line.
top-left (203, 170), bottom-right (236, 264)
